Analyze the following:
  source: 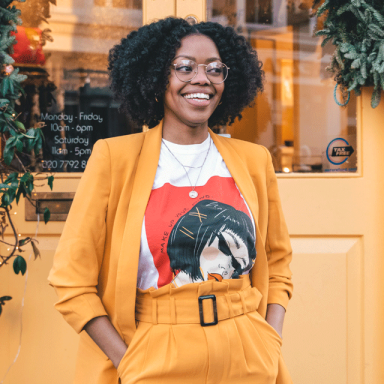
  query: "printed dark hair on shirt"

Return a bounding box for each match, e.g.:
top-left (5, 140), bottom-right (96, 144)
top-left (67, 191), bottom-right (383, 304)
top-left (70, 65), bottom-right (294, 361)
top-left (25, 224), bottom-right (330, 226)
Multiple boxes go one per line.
top-left (167, 200), bottom-right (256, 282)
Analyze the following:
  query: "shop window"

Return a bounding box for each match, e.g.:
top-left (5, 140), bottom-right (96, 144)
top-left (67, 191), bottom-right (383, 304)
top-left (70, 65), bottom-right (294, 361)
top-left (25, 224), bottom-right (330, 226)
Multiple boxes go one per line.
top-left (208, 0), bottom-right (358, 174)
top-left (13, 0), bottom-right (142, 172)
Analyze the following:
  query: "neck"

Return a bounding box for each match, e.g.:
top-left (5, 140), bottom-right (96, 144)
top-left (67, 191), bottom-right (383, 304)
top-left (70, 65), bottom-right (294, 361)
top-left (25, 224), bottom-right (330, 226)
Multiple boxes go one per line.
top-left (162, 114), bottom-right (209, 145)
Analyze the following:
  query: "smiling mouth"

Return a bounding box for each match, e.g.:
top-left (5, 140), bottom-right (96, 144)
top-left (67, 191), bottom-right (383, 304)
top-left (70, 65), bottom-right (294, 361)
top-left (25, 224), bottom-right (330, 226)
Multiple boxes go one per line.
top-left (183, 93), bottom-right (214, 101)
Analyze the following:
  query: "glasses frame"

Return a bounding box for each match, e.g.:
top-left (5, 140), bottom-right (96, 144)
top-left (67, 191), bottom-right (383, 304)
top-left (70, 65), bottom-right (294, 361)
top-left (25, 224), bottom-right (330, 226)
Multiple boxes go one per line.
top-left (172, 60), bottom-right (230, 84)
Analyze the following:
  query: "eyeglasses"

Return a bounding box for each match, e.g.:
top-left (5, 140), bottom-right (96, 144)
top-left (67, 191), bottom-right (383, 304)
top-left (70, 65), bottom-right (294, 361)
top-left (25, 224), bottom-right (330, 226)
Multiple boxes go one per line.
top-left (172, 59), bottom-right (230, 84)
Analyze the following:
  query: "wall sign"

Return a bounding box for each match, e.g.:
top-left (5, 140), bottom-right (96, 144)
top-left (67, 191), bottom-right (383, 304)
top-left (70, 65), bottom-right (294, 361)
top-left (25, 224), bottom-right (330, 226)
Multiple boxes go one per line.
top-left (41, 111), bottom-right (104, 172)
top-left (323, 135), bottom-right (357, 172)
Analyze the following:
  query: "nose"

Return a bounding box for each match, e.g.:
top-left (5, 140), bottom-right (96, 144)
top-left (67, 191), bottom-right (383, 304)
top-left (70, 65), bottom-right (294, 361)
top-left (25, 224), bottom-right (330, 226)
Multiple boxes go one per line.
top-left (191, 65), bottom-right (210, 85)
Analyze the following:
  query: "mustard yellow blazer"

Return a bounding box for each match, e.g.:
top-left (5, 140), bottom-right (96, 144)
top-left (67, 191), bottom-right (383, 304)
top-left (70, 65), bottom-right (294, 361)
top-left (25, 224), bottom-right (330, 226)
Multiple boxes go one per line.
top-left (48, 121), bottom-right (293, 384)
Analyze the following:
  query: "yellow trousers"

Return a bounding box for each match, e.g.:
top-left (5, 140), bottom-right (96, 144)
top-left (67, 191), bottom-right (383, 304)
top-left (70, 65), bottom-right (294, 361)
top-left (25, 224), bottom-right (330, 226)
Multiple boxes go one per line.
top-left (117, 276), bottom-right (286, 384)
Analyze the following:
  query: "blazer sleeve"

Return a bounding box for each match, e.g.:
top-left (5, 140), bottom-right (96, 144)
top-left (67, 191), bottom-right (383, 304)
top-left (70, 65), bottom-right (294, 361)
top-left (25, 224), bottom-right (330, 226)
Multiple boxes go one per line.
top-left (263, 147), bottom-right (293, 310)
top-left (48, 139), bottom-right (111, 333)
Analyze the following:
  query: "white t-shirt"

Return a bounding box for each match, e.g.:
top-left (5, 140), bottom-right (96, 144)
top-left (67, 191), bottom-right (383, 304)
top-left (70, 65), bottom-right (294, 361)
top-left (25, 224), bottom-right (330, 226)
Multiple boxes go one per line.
top-left (137, 134), bottom-right (256, 289)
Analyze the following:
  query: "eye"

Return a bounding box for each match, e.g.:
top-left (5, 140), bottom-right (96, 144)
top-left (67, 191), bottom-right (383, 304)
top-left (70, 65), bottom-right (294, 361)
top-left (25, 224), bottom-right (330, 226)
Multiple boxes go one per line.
top-left (217, 233), bottom-right (232, 256)
top-left (207, 62), bottom-right (223, 76)
top-left (175, 60), bottom-right (195, 73)
top-left (176, 65), bottom-right (193, 73)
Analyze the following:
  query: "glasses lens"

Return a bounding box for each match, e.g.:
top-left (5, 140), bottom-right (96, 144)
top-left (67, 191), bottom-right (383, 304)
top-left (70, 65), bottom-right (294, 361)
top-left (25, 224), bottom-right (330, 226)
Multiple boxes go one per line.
top-left (206, 62), bottom-right (227, 84)
top-left (173, 60), bottom-right (228, 83)
top-left (174, 60), bottom-right (197, 82)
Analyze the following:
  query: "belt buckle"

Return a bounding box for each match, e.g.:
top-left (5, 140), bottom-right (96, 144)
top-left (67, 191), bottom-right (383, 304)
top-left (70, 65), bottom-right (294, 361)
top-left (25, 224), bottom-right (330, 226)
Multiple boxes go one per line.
top-left (198, 294), bottom-right (218, 327)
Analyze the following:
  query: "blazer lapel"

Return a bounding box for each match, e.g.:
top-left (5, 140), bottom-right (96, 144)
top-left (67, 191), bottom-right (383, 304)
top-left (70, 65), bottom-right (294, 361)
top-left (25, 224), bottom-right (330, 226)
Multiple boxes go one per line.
top-left (209, 130), bottom-right (259, 225)
top-left (115, 122), bottom-right (163, 342)
top-left (210, 130), bottom-right (269, 312)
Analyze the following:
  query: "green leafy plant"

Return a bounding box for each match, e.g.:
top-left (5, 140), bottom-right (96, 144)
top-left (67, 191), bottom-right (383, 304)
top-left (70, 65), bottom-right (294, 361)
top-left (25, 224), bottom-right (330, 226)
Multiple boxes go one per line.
top-left (314, 0), bottom-right (384, 107)
top-left (0, 0), bottom-right (54, 316)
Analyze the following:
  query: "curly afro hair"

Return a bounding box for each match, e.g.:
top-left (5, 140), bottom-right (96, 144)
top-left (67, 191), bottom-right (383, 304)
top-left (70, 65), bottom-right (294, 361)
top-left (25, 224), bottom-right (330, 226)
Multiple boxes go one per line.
top-left (108, 17), bottom-right (264, 129)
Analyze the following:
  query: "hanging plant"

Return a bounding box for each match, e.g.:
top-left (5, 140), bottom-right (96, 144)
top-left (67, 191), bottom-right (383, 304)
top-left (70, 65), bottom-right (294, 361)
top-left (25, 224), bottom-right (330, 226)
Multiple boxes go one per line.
top-left (314, 0), bottom-right (384, 108)
top-left (0, 0), bottom-right (54, 315)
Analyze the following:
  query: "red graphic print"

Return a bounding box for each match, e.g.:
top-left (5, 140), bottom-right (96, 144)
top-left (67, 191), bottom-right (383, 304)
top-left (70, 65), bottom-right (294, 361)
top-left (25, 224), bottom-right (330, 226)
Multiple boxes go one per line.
top-left (145, 176), bottom-right (252, 288)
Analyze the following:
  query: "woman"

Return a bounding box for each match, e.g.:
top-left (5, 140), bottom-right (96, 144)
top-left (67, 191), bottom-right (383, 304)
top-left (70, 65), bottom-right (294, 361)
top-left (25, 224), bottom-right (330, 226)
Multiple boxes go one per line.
top-left (48, 17), bottom-right (293, 384)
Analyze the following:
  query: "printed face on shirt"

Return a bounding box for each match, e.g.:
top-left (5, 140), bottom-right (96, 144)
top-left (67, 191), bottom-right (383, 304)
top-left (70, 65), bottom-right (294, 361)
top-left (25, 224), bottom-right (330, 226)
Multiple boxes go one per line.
top-left (163, 34), bottom-right (225, 128)
top-left (167, 200), bottom-right (256, 283)
top-left (199, 228), bottom-right (250, 282)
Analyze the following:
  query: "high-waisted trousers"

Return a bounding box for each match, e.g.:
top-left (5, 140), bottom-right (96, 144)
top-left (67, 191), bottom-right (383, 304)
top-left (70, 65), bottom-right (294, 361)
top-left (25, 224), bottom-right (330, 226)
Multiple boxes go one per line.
top-left (117, 275), bottom-right (283, 384)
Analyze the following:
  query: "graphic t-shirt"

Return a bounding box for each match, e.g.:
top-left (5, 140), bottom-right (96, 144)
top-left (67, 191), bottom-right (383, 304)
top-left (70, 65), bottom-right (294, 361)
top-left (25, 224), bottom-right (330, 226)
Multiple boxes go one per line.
top-left (137, 135), bottom-right (256, 289)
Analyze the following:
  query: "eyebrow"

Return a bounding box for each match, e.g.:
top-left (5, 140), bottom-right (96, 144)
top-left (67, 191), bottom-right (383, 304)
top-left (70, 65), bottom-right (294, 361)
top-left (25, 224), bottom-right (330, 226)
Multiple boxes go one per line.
top-left (173, 55), bottom-right (222, 63)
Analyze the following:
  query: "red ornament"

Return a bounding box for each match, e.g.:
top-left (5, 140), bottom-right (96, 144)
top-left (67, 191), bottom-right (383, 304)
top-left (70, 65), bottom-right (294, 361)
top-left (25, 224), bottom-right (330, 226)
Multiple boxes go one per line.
top-left (10, 26), bottom-right (46, 65)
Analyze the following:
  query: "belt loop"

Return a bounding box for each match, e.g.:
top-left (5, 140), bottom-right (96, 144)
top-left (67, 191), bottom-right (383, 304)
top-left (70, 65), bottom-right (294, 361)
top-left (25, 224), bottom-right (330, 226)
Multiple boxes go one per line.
top-left (239, 290), bottom-right (247, 314)
top-left (152, 298), bottom-right (158, 325)
top-left (225, 294), bottom-right (235, 318)
top-left (170, 296), bottom-right (176, 325)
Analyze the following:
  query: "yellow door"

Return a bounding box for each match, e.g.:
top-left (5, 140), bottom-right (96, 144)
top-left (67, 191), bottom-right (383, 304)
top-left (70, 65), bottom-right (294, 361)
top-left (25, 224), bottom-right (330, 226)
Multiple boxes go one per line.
top-left (279, 91), bottom-right (384, 384)
top-left (1, 1), bottom-right (383, 384)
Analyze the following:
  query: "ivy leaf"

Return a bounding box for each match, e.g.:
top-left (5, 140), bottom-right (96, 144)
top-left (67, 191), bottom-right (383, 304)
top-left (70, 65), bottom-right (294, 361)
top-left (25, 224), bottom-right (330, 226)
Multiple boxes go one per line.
top-left (1, 193), bottom-right (10, 207)
top-left (15, 137), bottom-right (23, 152)
top-left (14, 120), bottom-right (25, 132)
top-left (0, 297), bottom-right (12, 316)
top-left (1, 77), bottom-right (10, 95)
top-left (18, 237), bottom-right (31, 247)
top-left (47, 175), bottom-right (54, 191)
top-left (26, 130), bottom-right (36, 152)
top-left (20, 172), bottom-right (32, 183)
top-left (3, 144), bottom-right (14, 165)
top-left (13, 255), bottom-right (27, 275)
top-left (5, 172), bottom-right (18, 183)
top-left (0, 99), bottom-right (9, 107)
top-left (15, 183), bottom-right (25, 204)
top-left (34, 135), bottom-right (43, 154)
top-left (44, 207), bottom-right (50, 224)
top-left (31, 240), bottom-right (41, 260)
top-left (0, 296), bottom-right (12, 303)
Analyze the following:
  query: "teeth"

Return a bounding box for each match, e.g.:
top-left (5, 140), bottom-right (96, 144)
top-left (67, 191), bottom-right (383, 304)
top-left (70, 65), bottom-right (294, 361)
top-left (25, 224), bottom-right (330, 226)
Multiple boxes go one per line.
top-left (184, 93), bottom-right (210, 100)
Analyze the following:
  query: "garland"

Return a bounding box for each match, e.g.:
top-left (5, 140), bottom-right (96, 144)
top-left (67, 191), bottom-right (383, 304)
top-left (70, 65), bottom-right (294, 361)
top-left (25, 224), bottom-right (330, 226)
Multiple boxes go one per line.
top-left (314, 0), bottom-right (384, 107)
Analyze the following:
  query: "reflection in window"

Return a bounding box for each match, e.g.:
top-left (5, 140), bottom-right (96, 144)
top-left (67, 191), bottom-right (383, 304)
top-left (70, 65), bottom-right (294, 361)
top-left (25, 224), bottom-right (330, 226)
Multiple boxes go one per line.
top-left (13, 0), bottom-right (142, 172)
top-left (208, 0), bottom-right (357, 173)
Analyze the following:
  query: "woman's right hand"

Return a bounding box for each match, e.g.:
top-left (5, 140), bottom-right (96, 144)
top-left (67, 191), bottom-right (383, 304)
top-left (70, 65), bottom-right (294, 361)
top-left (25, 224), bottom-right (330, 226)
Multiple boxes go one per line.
top-left (83, 315), bottom-right (128, 369)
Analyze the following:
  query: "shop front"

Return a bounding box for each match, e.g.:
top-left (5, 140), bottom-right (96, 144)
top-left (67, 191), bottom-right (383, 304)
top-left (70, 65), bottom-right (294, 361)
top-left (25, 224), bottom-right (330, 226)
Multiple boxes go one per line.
top-left (1, 1), bottom-right (383, 383)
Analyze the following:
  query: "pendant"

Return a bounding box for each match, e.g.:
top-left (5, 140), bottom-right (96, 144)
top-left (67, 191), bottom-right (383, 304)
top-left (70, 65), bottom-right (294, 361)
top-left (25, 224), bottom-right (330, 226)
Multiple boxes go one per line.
top-left (189, 190), bottom-right (198, 199)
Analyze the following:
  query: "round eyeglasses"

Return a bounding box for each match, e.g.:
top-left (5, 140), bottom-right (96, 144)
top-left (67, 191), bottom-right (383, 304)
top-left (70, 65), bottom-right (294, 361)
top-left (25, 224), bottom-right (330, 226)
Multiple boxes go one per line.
top-left (172, 59), bottom-right (230, 84)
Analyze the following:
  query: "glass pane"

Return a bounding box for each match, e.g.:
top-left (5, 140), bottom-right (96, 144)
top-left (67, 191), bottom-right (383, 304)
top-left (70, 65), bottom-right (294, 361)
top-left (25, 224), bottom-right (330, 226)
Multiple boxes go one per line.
top-left (208, 0), bottom-right (358, 174)
top-left (13, 0), bottom-right (142, 172)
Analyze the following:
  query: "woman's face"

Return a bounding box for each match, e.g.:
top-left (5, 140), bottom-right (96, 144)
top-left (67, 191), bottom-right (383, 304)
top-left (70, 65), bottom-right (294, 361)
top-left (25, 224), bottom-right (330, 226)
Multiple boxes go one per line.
top-left (163, 34), bottom-right (225, 128)
top-left (199, 230), bottom-right (250, 280)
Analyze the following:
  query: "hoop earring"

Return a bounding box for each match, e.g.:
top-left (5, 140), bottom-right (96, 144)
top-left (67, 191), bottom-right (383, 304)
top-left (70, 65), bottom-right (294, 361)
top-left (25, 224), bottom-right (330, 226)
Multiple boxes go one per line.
top-left (155, 97), bottom-right (159, 103)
